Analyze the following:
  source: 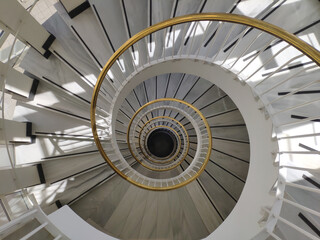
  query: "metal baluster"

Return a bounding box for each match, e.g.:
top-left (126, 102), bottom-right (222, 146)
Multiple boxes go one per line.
top-left (195, 21), bottom-right (212, 58)
top-left (205, 22), bottom-right (224, 60)
top-left (144, 36), bottom-right (150, 65)
top-left (212, 24), bottom-right (237, 63)
top-left (178, 23), bottom-right (189, 57)
top-left (243, 44), bottom-right (291, 81)
top-left (171, 25), bottom-right (176, 58)
top-left (237, 37), bottom-right (277, 76)
top-left (228, 31), bottom-right (264, 69)
top-left (221, 26), bottom-right (250, 66)
top-left (273, 98), bottom-right (320, 116)
top-left (187, 21), bottom-right (199, 56)
top-left (278, 115), bottom-right (320, 128)
top-left (277, 132), bottom-right (320, 140)
top-left (254, 54), bottom-right (304, 87)
top-left (260, 64), bottom-right (317, 96)
top-left (265, 78), bottom-right (320, 108)
top-left (162, 28), bottom-right (167, 60)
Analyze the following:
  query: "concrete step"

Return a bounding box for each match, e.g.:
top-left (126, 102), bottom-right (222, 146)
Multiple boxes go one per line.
top-left (70, 174), bottom-right (131, 230)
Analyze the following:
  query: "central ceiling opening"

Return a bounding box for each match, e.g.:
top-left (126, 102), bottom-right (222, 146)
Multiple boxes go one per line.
top-left (147, 128), bottom-right (175, 158)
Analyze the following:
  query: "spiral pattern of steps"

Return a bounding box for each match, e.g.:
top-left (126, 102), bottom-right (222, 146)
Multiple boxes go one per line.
top-left (0, 0), bottom-right (320, 240)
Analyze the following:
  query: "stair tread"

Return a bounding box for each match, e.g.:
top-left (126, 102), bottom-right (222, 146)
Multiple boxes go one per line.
top-left (137, 190), bottom-right (159, 239)
top-left (206, 161), bottom-right (245, 200)
top-left (211, 150), bottom-right (249, 181)
top-left (120, 187), bottom-right (148, 239)
top-left (185, 180), bottom-right (223, 233)
top-left (175, 186), bottom-right (210, 239)
top-left (20, 48), bottom-right (93, 103)
top-left (104, 184), bottom-right (141, 236)
top-left (42, 13), bottom-right (100, 87)
top-left (56, 5), bottom-right (112, 70)
top-left (70, 174), bottom-right (130, 227)
top-left (156, 192), bottom-right (174, 239)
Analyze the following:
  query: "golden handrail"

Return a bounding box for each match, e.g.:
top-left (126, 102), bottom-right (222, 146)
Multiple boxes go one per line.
top-left (127, 98), bottom-right (209, 172)
top-left (91, 13), bottom-right (320, 190)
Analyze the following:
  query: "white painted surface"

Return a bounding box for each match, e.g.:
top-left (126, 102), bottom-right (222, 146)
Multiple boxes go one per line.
top-left (112, 58), bottom-right (278, 239)
top-left (60, 0), bottom-right (86, 12)
top-left (48, 206), bottom-right (118, 240)
top-left (0, 0), bottom-right (51, 55)
top-left (0, 166), bottom-right (40, 194)
top-left (56, 5), bottom-right (113, 69)
top-left (0, 62), bottom-right (34, 98)
top-left (43, 13), bottom-right (100, 88)
top-left (0, 119), bottom-right (29, 143)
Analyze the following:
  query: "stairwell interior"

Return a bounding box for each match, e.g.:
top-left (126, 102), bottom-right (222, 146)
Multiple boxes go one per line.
top-left (0, 0), bottom-right (319, 239)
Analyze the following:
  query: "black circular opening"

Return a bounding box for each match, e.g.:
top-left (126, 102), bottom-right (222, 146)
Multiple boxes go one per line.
top-left (147, 129), bottom-right (175, 158)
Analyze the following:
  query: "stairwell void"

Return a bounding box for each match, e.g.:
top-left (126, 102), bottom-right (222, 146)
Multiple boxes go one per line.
top-left (0, 0), bottom-right (320, 240)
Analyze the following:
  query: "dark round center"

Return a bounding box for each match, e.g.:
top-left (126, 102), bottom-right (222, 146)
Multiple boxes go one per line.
top-left (147, 129), bottom-right (175, 158)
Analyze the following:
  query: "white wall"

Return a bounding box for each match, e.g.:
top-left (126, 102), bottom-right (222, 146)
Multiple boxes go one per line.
top-left (112, 58), bottom-right (278, 239)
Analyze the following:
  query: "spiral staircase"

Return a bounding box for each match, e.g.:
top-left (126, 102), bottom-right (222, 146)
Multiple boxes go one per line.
top-left (0, 0), bottom-right (319, 239)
